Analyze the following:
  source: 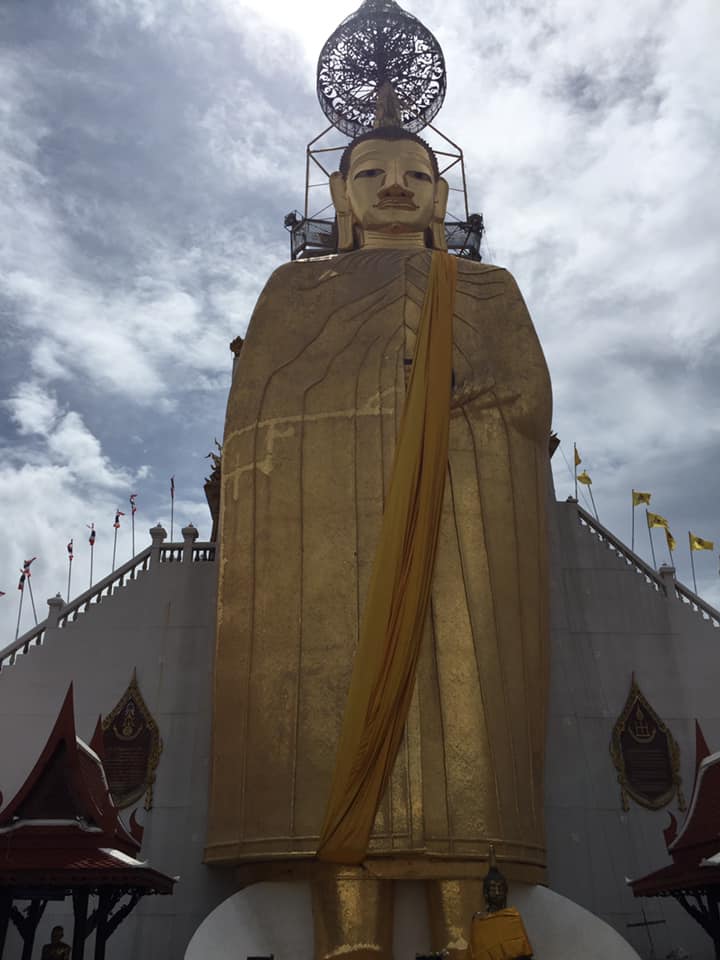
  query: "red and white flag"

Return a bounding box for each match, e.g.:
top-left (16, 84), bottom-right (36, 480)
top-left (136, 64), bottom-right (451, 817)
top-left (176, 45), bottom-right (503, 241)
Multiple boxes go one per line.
top-left (129, 493), bottom-right (138, 515)
top-left (22, 557), bottom-right (37, 578)
top-left (113, 510), bottom-right (125, 529)
top-left (87, 523), bottom-right (96, 547)
top-left (67, 539), bottom-right (74, 560)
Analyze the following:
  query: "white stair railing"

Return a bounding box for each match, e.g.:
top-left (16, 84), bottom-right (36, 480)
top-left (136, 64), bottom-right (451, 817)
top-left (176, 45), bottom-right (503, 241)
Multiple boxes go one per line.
top-left (575, 503), bottom-right (720, 627)
top-left (0, 523), bottom-right (216, 670)
top-left (575, 504), bottom-right (666, 593)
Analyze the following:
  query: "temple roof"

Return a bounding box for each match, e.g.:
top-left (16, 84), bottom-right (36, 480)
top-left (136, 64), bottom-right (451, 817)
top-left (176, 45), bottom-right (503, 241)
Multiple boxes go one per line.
top-left (0, 847), bottom-right (174, 891)
top-left (631, 858), bottom-right (720, 897)
top-left (667, 724), bottom-right (719, 861)
top-left (0, 686), bottom-right (173, 893)
top-left (629, 722), bottom-right (720, 897)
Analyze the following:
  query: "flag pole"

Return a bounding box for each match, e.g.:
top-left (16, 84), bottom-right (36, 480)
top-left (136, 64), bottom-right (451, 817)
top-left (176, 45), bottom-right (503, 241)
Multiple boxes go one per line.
top-left (631, 491), bottom-right (635, 553)
top-left (131, 509), bottom-right (135, 556)
top-left (646, 510), bottom-right (657, 569)
top-left (26, 577), bottom-right (38, 625)
top-left (89, 540), bottom-right (94, 588)
top-left (112, 522), bottom-right (119, 572)
top-left (574, 443), bottom-right (578, 501)
top-left (15, 586), bottom-right (24, 641)
top-left (67, 545), bottom-right (73, 602)
top-left (170, 477), bottom-right (175, 541)
top-left (689, 531), bottom-right (698, 594)
top-left (587, 485), bottom-right (599, 522)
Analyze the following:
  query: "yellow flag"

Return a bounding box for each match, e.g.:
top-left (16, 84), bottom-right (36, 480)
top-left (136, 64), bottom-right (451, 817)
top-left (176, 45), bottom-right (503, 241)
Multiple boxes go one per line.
top-left (647, 511), bottom-right (669, 529)
top-left (690, 533), bottom-right (714, 551)
top-left (574, 446), bottom-right (582, 466)
top-left (577, 470), bottom-right (592, 485)
top-left (632, 490), bottom-right (651, 507)
top-left (665, 528), bottom-right (676, 552)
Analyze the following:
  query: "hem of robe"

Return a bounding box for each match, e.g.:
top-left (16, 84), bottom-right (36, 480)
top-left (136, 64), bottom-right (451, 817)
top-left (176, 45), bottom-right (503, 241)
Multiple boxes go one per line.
top-left (203, 848), bottom-right (547, 886)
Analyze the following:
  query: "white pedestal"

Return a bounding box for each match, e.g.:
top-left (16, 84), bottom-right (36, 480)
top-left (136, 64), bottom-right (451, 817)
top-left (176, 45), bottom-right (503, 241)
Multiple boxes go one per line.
top-left (185, 880), bottom-right (641, 959)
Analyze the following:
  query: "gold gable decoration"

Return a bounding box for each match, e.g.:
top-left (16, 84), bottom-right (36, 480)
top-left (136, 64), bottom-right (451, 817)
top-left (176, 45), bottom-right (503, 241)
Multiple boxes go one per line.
top-left (101, 670), bottom-right (163, 811)
top-left (610, 676), bottom-right (685, 812)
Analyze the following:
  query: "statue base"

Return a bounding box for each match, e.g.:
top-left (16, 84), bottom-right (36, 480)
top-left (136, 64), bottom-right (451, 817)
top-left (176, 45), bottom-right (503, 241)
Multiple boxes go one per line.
top-left (185, 880), bottom-right (641, 959)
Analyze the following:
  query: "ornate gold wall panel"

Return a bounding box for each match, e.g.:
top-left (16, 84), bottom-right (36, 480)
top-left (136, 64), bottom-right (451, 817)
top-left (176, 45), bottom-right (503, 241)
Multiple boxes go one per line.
top-left (102, 670), bottom-right (162, 811)
top-left (610, 676), bottom-right (685, 811)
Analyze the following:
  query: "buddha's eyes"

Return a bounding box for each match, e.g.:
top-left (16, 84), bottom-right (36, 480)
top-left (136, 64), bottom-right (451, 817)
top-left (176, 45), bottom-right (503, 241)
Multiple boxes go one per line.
top-left (353, 167), bottom-right (433, 182)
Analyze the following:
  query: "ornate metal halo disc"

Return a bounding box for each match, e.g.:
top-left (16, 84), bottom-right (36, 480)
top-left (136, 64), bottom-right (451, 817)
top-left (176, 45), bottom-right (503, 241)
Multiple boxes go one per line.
top-left (317, 0), bottom-right (446, 138)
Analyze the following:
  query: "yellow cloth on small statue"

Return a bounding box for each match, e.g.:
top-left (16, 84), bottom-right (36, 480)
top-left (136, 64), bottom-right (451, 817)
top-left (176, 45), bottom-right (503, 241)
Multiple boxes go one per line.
top-left (470, 909), bottom-right (534, 960)
top-left (317, 251), bottom-right (457, 864)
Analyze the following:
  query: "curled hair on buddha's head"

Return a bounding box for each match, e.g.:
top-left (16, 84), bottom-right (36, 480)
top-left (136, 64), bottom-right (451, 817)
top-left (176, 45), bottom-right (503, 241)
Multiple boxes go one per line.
top-left (339, 127), bottom-right (440, 180)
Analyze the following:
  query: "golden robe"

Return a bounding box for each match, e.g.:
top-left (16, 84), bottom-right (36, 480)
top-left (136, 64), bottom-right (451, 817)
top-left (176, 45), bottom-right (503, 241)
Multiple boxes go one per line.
top-left (207, 248), bottom-right (552, 884)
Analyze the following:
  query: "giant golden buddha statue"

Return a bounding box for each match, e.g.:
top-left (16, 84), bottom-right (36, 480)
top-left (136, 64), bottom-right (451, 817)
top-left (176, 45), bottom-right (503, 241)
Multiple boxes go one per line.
top-left (207, 5), bottom-right (552, 958)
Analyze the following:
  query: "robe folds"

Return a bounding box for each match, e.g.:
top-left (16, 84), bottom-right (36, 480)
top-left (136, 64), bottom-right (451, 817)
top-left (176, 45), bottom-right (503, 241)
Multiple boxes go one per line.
top-left (207, 248), bottom-right (553, 884)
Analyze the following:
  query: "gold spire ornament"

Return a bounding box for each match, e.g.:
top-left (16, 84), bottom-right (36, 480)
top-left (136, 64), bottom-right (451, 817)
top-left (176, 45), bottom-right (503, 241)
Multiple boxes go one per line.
top-left (373, 80), bottom-right (404, 128)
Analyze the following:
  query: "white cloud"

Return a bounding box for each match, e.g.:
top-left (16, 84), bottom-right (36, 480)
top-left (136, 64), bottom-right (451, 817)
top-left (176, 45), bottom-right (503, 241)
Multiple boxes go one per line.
top-left (5, 382), bottom-right (136, 489)
top-left (7, 383), bottom-right (59, 436)
top-left (1, 0), bottom-right (719, 642)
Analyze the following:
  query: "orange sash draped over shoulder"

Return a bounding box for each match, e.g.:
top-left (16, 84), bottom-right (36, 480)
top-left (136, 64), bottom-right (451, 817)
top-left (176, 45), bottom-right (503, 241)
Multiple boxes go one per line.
top-left (317, 251), bottom-right (457, 864)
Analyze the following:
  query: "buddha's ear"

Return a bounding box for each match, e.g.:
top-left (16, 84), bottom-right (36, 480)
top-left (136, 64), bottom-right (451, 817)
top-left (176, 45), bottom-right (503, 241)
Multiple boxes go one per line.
top-left (431, 177), bottom-right (449, 251)
top-left (434, 176), bottom-right (449, 222)
top-left (330, 172), bottom-right (355, 251)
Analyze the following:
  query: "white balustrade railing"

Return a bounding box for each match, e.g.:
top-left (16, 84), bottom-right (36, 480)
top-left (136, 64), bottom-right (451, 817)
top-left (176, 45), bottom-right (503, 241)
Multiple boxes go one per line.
top-left (673, 580), bottom-right (720, 628)
top-left (0, 529), bottom-right (216, 671)
top-left (576, 504), bottom-right (720, 628)
top-left (576, 505), bottom-right (666, 593)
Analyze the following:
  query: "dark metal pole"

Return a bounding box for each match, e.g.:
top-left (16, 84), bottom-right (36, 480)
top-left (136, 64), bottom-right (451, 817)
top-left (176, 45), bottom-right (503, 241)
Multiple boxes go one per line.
top-left (20, 899), bottom-right (45, 960)
top-left (72, 890), bottom-right (89, 960)
top-left (93, 890), bottom-right (110, 960)
top-left (708, 890), bottom-right (720, 960)
top-left (0, 891), bottom-right (11, 958)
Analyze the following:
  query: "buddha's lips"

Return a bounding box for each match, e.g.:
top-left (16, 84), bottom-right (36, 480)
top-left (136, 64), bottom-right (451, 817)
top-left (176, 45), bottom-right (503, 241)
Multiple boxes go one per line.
top-left (374, 199), bottom-right (418, 210)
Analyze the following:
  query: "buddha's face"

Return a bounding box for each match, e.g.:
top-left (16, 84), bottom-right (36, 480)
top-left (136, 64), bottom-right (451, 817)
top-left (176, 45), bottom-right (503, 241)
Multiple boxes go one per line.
top-left (486, 879), bottom-right (507, 910)
top-left (344, 137), bottom-right (438, 235)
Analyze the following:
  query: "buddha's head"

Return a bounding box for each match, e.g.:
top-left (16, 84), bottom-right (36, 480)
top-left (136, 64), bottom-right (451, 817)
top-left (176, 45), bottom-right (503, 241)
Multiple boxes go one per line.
top-left (483, 867), bottom-right (508, 913)
top-left (51, 927), bottom-right (64, 944)
top-left (330, 127), bottom-right (449, 251)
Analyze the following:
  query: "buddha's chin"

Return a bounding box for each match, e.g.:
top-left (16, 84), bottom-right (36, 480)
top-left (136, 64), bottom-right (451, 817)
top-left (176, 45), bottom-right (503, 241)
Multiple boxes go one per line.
top-left (368, 220), bottom-right (426, 235)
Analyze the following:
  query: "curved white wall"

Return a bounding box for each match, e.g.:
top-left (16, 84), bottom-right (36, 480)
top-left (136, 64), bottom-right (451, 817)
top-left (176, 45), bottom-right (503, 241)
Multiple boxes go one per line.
top-left (185, 880), bottom-right (642, 960)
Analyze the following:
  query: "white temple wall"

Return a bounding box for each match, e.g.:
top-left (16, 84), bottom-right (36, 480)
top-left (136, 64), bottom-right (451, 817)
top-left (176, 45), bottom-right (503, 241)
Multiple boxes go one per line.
top-left (0, 557), bottom-right (236, 960)
top-left (546, 500), bottom-right (720, 959)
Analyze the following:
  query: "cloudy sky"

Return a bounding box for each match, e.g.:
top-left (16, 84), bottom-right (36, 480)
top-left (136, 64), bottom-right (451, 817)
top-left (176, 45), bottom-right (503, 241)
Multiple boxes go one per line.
top-left (1, 0), bottom-right (718, 643)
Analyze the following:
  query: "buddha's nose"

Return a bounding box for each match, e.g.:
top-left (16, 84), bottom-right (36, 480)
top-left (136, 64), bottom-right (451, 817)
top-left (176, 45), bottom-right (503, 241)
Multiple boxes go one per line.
top-left (380, 160), bottom-right (414, 196)
top-left (379, 180), bottom-right (414, 199)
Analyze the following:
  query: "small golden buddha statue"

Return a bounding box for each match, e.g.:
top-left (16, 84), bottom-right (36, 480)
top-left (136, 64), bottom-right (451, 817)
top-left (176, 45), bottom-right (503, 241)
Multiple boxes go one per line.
top-left (41, 926), bottom-right (71, 960)
top-left (470, 853), bottom-right (534, 960)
